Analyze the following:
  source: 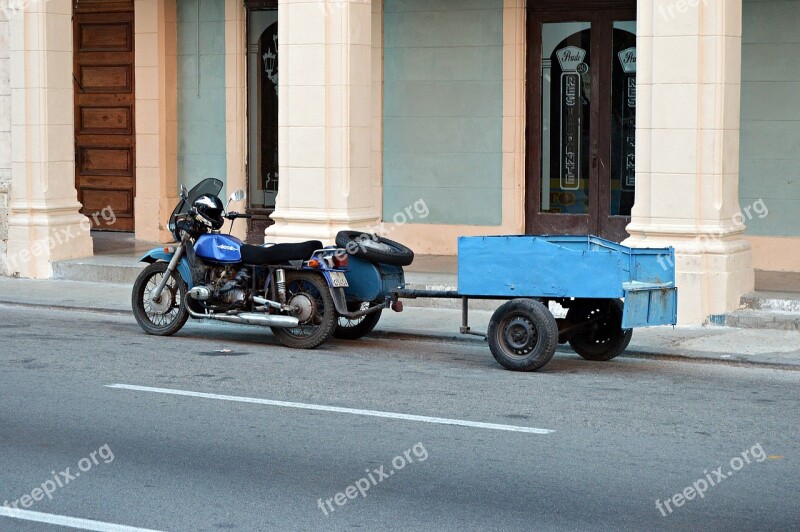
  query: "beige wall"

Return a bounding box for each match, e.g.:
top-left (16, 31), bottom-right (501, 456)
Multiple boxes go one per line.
top-left (747, 236), bottom-right (800, 272)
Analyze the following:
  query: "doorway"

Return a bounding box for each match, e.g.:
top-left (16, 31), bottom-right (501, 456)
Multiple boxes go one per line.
top-left (525, 1), bottom-right (636, 242)
top-left (245, 1), bottom-right (279, 243)
top-left (73, 0), bottom-right (136, 232)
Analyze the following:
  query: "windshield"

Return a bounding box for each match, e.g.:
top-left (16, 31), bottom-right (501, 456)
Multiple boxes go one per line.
top-left (168, 178), bottom-right (224, 238)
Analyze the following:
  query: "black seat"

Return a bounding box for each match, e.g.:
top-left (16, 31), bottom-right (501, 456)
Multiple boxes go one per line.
top-left (240, 241), bottom-right (323, 265)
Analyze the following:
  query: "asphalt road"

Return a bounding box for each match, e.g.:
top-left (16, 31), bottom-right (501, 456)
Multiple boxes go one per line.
top-left (0, 304), bottom-right (798, 531)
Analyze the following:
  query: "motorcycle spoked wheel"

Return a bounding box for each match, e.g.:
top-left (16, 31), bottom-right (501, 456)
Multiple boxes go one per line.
top-left (271, 271), bottom-right (337, 349)
top-left (132, 262), bottom-right (190, 336)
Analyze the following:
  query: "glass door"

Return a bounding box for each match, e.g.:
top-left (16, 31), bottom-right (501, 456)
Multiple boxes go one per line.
top-left (526, 4), bottom-right (636, 242)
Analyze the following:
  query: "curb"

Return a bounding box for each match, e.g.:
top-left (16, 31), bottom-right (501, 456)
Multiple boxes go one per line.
top-left (2, 299), bottom-right (798, 371)
top-left (0, 300), bottom-right (132, 317)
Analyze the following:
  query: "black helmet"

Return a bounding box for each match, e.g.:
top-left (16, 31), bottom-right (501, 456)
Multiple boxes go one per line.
top-left (193, 194), bottom-right (225, 230)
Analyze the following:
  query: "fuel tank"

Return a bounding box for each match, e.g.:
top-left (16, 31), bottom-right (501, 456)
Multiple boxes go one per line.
top-left (194, 233), bottom-right (243, 263)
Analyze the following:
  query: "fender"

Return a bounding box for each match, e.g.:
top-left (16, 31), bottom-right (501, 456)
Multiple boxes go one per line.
top-left (139, 249), bottom-right (195, 289)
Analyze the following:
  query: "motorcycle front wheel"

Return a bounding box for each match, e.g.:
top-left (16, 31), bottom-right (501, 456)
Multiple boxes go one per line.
top-left (272, 271), bottom-right (337, 349)
top-left (132, 262), bottom-right (190, 336)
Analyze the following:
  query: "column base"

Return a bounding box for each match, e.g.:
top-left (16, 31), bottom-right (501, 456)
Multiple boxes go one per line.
top-left (5, 210), bottom-right (94, 279)
top-left (624, 230), bottom-right (754, 325)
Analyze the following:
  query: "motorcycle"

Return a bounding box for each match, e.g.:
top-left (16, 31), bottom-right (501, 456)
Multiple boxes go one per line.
top-left (132, 178), bottom-right (378, 349)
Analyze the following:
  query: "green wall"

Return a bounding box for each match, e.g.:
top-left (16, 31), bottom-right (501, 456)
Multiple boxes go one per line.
top-left (177, 0), bottom-right (227, 199)
top-left (740, 0), bottom-right (800, 236)
top-left (383, 0), bottom-right (504, 226)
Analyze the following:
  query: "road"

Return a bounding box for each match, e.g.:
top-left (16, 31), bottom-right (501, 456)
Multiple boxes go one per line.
top-left (0, 304), bottom-right (798, 531)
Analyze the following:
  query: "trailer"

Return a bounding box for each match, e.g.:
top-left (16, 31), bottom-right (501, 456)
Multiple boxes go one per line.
top-left (341, 234), bottom-right (677, 372)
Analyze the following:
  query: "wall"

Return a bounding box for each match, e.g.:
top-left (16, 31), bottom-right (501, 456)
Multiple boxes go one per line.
top-left (177, 0), bottom-right (228, 199)
top-left (382, 0), bottom-right (504, 226)
top-left (740, 0), bottom-right (800, 271)
top-left (0, 11), bottom-right (10, 275)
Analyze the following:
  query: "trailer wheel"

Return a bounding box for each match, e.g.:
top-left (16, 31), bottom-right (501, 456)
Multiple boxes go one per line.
top-left (487, 299), bottom-right (558, 372)
top-left (567, 299), bottom-right (632, 361)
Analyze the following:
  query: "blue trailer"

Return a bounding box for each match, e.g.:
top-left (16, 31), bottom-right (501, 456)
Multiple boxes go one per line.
top-left (340, 234), bottom-right (677, 372)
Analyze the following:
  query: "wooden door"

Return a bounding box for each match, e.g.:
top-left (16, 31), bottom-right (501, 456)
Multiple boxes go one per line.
top-left (526, 1), bottom-right (636, 242)
top-left (73, 1), bottom-right (136, 231)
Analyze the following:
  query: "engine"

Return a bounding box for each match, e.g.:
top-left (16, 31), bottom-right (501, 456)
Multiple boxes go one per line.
top-left (189, 266), bottom-right (250, 310)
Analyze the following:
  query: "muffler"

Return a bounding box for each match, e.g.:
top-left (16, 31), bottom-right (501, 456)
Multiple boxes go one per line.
top-left (188, 309), bottom-right (300, 328)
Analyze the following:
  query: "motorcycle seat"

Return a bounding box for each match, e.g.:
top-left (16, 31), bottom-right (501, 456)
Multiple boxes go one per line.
top-left (240, 241), bottom-right (323, 265)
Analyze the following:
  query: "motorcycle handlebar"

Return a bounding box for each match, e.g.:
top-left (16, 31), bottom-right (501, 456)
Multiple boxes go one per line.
top-left (226, 212), bottom-right (253, 220)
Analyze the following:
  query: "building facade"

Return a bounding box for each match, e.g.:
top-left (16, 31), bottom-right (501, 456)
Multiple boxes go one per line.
top-left (0, 0), bottom-right (797, 325)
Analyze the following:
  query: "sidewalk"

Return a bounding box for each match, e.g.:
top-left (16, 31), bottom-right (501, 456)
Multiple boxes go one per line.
top-left (1, 276), bottom-right (799, 369)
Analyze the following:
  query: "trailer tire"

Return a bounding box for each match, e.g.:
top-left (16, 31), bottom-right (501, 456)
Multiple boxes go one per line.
top-left (567, 298), bottom-right (632, 361)
top-left (487, 299), bottom-right (558, 372)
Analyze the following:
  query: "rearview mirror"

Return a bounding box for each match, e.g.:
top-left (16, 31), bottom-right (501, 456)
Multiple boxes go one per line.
top-left (179, 184), bottom-right (188, 201)
top-left (230, 189), bottom-right (246, 203)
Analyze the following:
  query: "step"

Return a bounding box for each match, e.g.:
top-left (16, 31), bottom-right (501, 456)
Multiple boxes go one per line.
top-left (52, 256), bottom-right (144, 285)
top-left (716, 310), bottom-right (800, 331)
top-left (755, 270), bottom-right (800, 293)
top-left (740, 291), bottom-right (800, 313)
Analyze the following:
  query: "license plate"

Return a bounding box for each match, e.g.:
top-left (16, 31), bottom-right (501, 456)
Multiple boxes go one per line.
top-left (329, 272), bottom-right (349, 288)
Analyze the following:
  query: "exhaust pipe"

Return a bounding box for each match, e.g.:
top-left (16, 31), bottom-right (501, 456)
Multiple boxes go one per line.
top-left (188, 309), bottom-right (300, 328)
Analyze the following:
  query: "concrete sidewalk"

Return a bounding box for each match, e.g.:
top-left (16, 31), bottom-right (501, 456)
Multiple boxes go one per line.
top-left (1, 276), bottom-right (799, 369)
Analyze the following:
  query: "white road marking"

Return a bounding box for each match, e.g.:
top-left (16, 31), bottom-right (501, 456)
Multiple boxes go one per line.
top-left (0, 507), bottom-right (163, 532)
top-left (106, 384), bottom-right (554, 435)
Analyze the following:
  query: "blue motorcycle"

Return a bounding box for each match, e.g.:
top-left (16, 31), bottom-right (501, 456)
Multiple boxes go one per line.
top-left (132, 178), bottom-right (362, 349)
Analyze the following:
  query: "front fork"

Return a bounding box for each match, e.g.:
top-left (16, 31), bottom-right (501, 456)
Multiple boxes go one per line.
top-left (150, 243), bottom-right (184, 303)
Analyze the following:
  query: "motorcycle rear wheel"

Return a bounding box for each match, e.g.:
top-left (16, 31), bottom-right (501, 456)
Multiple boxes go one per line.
top-left (272, 271), bottom-right (337, 349)
top-left (132, 262), bottom-right (190, 336)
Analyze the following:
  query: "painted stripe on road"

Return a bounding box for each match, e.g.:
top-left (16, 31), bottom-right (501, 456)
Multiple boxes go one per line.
top-left (0, 507), bottom-right (163, 532)
top-left (106, 384), bottom-right (554, 435)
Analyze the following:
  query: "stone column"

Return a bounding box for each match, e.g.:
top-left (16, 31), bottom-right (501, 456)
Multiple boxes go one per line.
top-left (267, 0), bottom-right (380, 244)
top-left (133, 0), bottom-right (178, 243)
top-left (6, 1), bottom-right (93, 278)
top-left (625, 0), bottom-right (753, 324)
top-left (224, 0), bottom-right (247, 241)
top-left (0, 10), bottom-right (11, 275)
